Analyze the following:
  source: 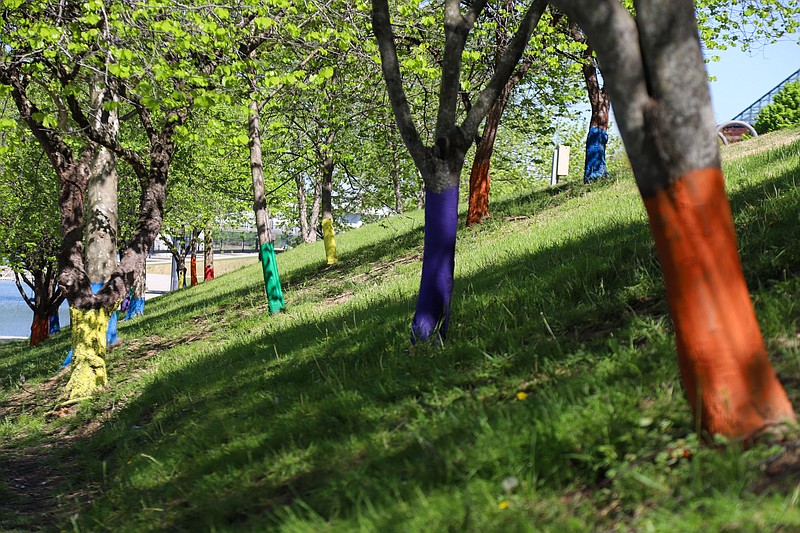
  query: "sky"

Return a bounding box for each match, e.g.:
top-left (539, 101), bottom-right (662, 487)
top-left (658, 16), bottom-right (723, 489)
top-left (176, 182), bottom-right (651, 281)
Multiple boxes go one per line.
top-left (705, 38), bottom-right (800, 123)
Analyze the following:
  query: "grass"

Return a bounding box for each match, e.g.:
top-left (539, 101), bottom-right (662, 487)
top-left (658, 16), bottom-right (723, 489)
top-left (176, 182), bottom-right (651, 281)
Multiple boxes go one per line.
top-left (146, 254), bottom-right (260, 277)
top-left (1, 129), bottom-right (799, 531)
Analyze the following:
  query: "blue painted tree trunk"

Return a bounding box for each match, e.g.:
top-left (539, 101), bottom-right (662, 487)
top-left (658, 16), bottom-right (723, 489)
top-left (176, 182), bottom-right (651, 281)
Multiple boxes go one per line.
top-left (125, 297), bottom-right (145, 319)
top-left (49, 313), bottom-right (61, 335)
top-left (584, 126), bottom-right (609, 183)
top-left (411, 186), bottom-right (459, 344)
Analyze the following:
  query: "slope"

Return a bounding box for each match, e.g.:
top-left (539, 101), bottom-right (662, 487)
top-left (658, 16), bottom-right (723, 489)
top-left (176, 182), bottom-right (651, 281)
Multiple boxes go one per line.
top-left (1, 129), bottom-right (799, 531)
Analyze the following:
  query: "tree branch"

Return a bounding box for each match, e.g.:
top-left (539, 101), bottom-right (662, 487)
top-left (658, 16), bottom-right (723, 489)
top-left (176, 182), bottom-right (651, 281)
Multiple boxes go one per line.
top-left (63, 91), bottom-right (150, 183)
top-left (461, 0), bottom-right (548, 140)
top-left (371, 0), bottom-right (429, 172)
top-left (14, 271), bottom-right (36, 311)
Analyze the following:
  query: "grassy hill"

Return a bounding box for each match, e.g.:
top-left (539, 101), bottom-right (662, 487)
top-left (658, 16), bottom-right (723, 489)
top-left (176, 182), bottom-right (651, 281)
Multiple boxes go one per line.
top-left (1, 129), bottom-right (799, 531)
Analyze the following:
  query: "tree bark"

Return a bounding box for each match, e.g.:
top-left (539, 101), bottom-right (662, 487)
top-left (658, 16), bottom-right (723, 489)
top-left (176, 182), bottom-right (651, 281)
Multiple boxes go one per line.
top-left (466, 80), bottom-right (515, 227)
top-left (554, 0), bottom-right (795, 439)
top-left (16, 267), bottom-right (63, 347)
top-left (203, 227), bottom-right (215, 280)
top-left (296, 176), bottom-right (311, 243)
top-left (248, 100), bottom-right (285, 313)
top-left (321, 147), bottom-right (337, 265)
top-left (85, 81), bottom-right (121, 346)
top-left (390, 137), bottom-right (403, 213)
top-left (125, 249), bottom-right (146, 319)
top-left (190, 229), bottom-right (199, 286)
top-left (574, 34), bottom-right (611, 183)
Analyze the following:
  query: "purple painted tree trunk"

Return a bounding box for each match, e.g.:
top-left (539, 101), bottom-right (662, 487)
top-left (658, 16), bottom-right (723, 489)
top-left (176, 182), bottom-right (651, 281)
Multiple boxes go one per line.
top-left (411, 185), bottom-right (459, 343)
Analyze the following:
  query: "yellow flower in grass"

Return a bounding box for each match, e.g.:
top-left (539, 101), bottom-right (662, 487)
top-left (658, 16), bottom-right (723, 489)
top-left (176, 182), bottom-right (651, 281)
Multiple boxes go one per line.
top-left (516, 392), bottom-right (527, 401)
top-left (498, 500), bottom-right (510, 510)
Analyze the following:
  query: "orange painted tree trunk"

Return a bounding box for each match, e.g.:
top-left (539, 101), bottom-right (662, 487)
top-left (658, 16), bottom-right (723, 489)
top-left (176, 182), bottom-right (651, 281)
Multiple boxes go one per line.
top-left (556, 0), bottom-right (795, 440)
top-left (466, 0), bottom-right (532, 227)
top-left (466, 88), bottom-right (508, 227)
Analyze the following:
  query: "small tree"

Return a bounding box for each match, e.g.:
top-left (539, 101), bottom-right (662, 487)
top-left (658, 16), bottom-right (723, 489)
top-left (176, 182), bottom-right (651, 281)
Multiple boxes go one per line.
top-left (755, 81), bottom-right (800, 134)
top-left (0, 124), bottom-right (64, 346)
top-left (373, 0), bottom-right (550, 342)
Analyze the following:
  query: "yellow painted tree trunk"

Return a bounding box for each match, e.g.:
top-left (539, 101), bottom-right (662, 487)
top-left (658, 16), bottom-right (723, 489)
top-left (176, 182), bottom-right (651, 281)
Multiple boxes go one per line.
top-left (64, 306), bottom-right (114, 399)
top-left (322, 218), bottom-right (337, 265)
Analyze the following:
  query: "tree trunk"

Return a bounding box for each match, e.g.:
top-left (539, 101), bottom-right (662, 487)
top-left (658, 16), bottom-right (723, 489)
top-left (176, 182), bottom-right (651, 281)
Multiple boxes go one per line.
top-left (248, 100), bottom-right (285, 313)
top-left (84, 81), bottom-right (121, 345)
top-left (580, 42), bottom-right (610, 183)
top-left (465, 83), bottom-right (512, 227)
top-left (204, 227), bottom-right (215, 281)
top-left (64, 306), bottom-right (113, 399)
top-left (308, 180), bottom-right (321, 243)
top-left (49, 313), bottom-right (61, 335)
top-left (555, 0), bottom-right (795, 439)
top-left (412, 154), bottom-right (465, 343)
top-left (296, 176), bottom-right (312, 243)
top-left (321, 150), bottom-right (337, 265)
top-left (125, 252), bottom-right (146, 319)
top-left (30, 315), bottom-right (49, 346)
top-left (390, 138), bottom-right (403, 214)
top-left (190, 252), bottom-right (198, 286)
top-left (466, 0), bottom-right (523, 227)
top-left (189, 228), bottom-right (199, 286)
top-left (16, 267), bottom-right (63, 347)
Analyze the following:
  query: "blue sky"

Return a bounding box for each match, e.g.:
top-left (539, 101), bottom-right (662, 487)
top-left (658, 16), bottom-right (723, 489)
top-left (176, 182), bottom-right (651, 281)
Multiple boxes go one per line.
top-left (705, 38), bottom-right (800, 123)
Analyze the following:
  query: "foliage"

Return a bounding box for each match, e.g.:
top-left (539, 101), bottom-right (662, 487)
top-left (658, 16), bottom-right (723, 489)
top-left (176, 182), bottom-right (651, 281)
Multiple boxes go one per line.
top-left (0, 117), bottom-right (61, 275)
top-left (1, 131), bottom-right (799, 531)
top-left (755, 81), bottom-right (800, 133)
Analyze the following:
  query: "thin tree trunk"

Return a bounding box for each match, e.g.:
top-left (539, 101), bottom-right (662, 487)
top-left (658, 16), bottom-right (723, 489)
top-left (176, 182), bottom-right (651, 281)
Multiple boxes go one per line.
top-left (203, 227), bottom-right (215, 280)
top-left (296, 176), bottom-right (311, 243)
top-left (576, 37), bottom-right (611, 183)
top-left (321, 146), bottom-right (337, 265)
top-left (248, 100), bottom-right (284, 313)
top-left (465, 81), bottom-right (513, 226)
top-left (125, 249), bottom-right (146, 319)
top-left (309, 180), bottom-right (321, 242)
top-left (190, 229), bottom-right (199, 286)
top-left (389, 136), bottom-right (403, 213)
top-left (16, 268), bottom-right (62, 347)
top-left (466, 0), bottom-right (523, 227)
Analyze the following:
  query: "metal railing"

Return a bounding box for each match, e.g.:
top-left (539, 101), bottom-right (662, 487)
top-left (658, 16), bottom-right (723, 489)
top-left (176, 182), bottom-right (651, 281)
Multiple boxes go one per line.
top-left (732, 68), bottom-right (800, 124)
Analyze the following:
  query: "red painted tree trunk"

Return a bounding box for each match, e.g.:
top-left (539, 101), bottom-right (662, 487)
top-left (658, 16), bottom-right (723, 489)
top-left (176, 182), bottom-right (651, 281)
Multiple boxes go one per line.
top-left (466, 95), bottom-right (504, 227)
top-left (204, 228), bottom-right (215, 281)
top-left (30, 314), bottom-right (49, 347)
top-left (465, 0), bottom-right (527, 228)
top-left (190, 254), bottom-right (198, 286)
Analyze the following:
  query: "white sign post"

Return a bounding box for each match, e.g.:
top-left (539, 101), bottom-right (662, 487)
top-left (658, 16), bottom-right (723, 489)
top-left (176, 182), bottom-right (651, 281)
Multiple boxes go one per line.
top-left (550, 145), bottom-right (570, 186)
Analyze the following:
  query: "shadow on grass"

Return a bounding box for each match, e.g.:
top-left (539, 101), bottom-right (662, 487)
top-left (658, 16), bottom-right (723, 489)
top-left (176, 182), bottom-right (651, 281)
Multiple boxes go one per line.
top-left (53, 206), bottom-right (735, 529)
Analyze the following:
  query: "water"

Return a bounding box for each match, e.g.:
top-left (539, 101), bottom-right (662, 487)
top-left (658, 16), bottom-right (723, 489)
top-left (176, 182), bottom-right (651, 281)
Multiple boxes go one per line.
top-left (0, 280), bottom-right (71, 338)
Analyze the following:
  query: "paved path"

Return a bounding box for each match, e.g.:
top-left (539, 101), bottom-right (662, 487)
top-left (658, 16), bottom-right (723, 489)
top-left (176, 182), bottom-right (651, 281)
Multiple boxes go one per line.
top-left (145, 273), bottom-right (171, 299)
